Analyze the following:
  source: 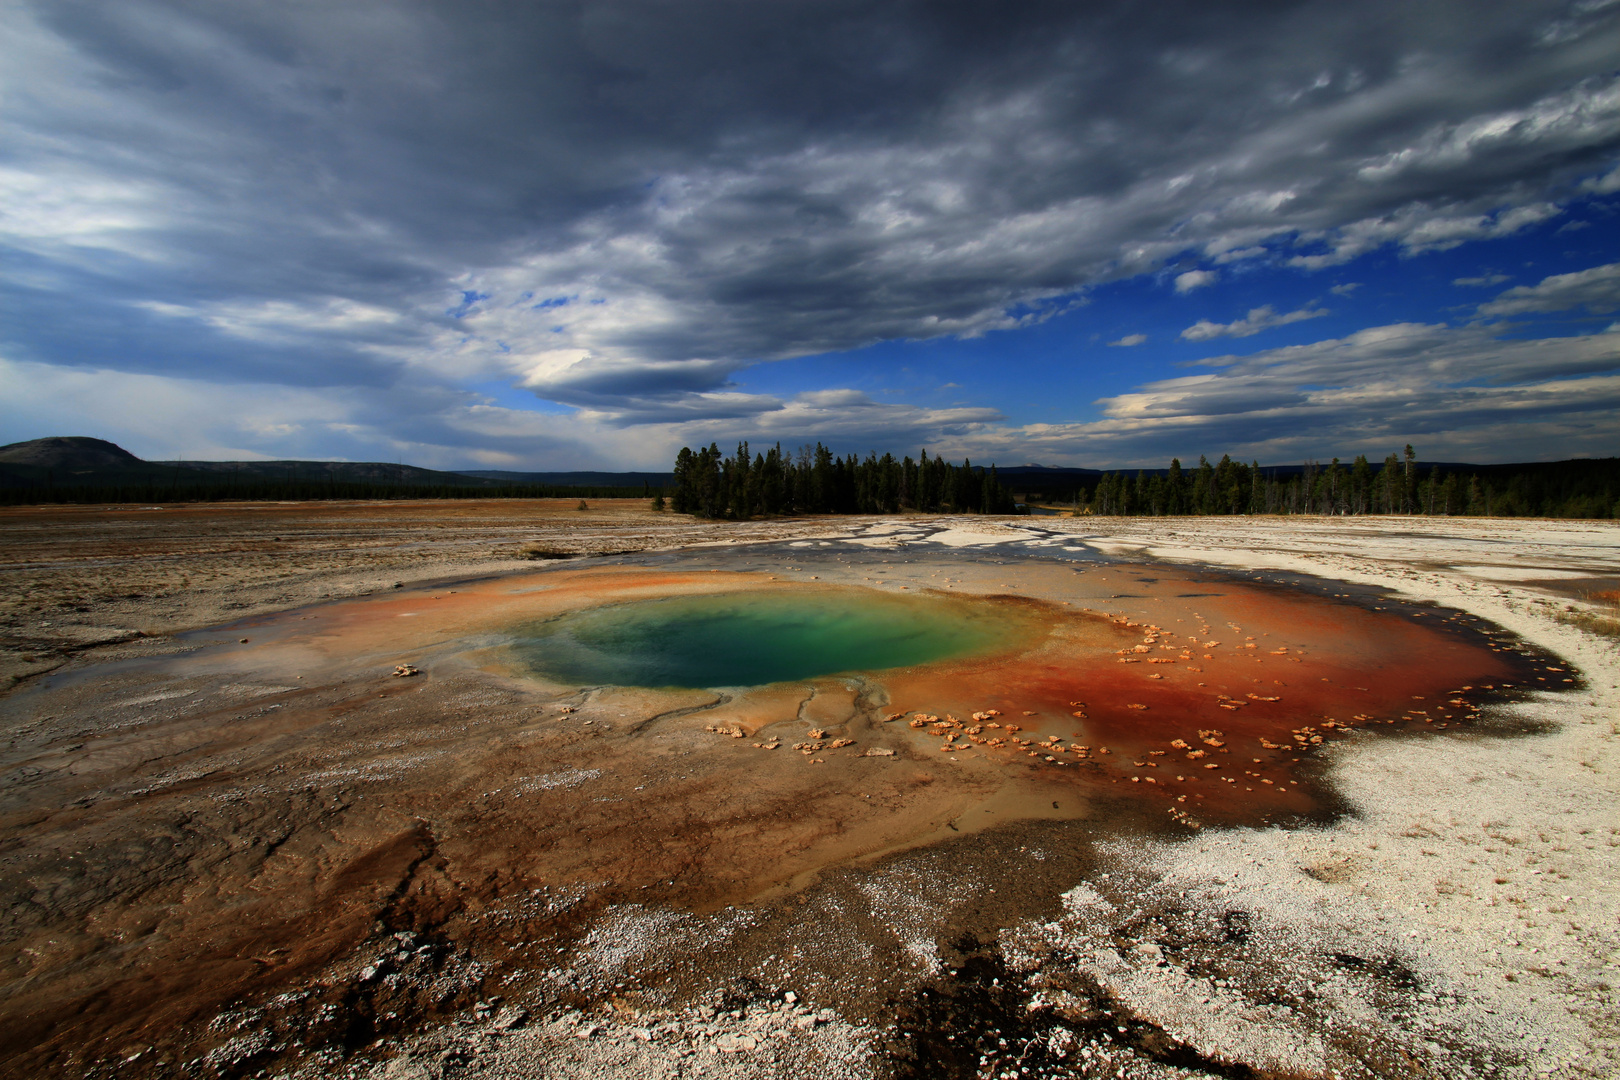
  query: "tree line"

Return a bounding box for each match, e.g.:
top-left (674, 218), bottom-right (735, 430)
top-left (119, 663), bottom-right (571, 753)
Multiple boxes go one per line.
top-left (1054, 449), bottom-right (1620, 519)
top-left (669, 442), bottom-right (1016, 518)
top-left (668, 442), bottom-right (1618, 520)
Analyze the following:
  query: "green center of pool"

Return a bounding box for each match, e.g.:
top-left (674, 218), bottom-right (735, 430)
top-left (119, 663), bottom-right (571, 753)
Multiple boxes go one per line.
top-left (516, 589), bottom-right (1040, 688)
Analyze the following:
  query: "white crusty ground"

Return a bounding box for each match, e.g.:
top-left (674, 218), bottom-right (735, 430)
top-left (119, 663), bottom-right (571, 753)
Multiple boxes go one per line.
top-left (1002, 515), bottom-right (1620, 1079)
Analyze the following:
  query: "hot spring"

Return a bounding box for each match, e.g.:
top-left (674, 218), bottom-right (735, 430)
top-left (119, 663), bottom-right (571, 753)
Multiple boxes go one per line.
top-left (512, 588), bottom-right (1045, 688)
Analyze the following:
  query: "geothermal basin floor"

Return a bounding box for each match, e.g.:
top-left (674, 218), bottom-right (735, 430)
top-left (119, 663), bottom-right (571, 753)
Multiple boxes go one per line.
top-left (0, 504), bottom-right (1616, 1080)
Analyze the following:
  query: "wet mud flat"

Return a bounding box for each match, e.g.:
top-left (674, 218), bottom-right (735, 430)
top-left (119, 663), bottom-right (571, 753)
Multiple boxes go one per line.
top-left (0, 534), bottom-right (1578, 1079)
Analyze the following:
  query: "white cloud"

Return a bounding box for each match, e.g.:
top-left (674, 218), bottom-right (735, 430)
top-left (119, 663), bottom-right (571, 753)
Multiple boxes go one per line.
top-left (134, 297), bottom-right (406, 346)
top-left (1454, 273), bottom-right (1511, 287)
top-left (1093, 322), bottom-right (1620, 456)
top-left (1108, 333), bottom-right (1147, 347)
top-left (1180, 305), bottom-right (1329, 341)
top-left (1173, 270), bottom-right (1218, 294)
top-left (1582, 164), bottom-right (1620, 193)
top-left (1329, 282), bottom-right (1362, 296)
top-left (0, 357), bottom-right (628, 469)
top-left (1288, 203), bottom-right (1563, 269)
top-left (595, 391), bottom-right (1007, 455)
top-left (930, 321), bottom-right (1620, 466)
top-left (1478, 261), bottom-right (1620, 315)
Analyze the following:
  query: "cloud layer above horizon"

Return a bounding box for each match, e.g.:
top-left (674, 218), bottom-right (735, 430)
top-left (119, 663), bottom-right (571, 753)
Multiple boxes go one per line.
top-left (3, 0), bottom-right (1619, 468)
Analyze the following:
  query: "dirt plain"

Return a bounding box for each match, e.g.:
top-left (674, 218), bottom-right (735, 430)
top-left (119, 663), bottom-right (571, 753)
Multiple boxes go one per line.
top-left (0, 501), bottom-right (1616, 1080)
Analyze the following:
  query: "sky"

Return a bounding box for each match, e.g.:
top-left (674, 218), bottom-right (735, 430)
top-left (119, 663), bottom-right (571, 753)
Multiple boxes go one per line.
top-left (2, 0), bottom-right (1619, 471)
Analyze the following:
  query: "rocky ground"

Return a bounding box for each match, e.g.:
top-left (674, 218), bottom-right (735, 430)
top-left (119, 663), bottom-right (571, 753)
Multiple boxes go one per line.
top-left (0, 505), bottom-right (1615, 1080)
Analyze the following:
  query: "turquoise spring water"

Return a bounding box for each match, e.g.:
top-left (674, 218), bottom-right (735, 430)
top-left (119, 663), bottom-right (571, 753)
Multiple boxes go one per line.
top-left (514, 589), bottom-right (1039, 688)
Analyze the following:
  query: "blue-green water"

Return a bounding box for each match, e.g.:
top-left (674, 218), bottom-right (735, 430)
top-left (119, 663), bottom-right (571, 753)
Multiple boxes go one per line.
top-left (515, 589), bottom-right (1040, 688)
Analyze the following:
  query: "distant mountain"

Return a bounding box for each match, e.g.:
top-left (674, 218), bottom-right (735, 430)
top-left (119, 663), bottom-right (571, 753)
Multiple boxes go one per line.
top-left (0, 436), bottom-right (144, 471)
top-left (456, 469), bottom-right (675, 487)
top-left (163, 459), bottom-right (499, 486)
top-left (0, 436), bottom-right (179, 490)
top-left (0, 436), bottom-right (664, 498)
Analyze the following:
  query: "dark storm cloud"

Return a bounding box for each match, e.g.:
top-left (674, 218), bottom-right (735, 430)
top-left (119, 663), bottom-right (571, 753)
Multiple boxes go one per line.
top-left (4, 0), bottom-right (1620, 421)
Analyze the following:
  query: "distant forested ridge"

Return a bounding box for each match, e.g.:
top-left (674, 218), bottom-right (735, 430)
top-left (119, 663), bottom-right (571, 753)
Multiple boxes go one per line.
top-left (1020, 449), bottom-right (1620, 519)
top-left (0, 437), bottom-right (649, 505)
top-left (669, 442), bottom-right (1016, 518)
top-left (0, 473), bottom-right (648, 506)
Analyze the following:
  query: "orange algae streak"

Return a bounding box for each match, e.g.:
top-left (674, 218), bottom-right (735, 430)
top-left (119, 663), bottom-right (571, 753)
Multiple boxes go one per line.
top-left (883, 568), bottom-right (1527, 828)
